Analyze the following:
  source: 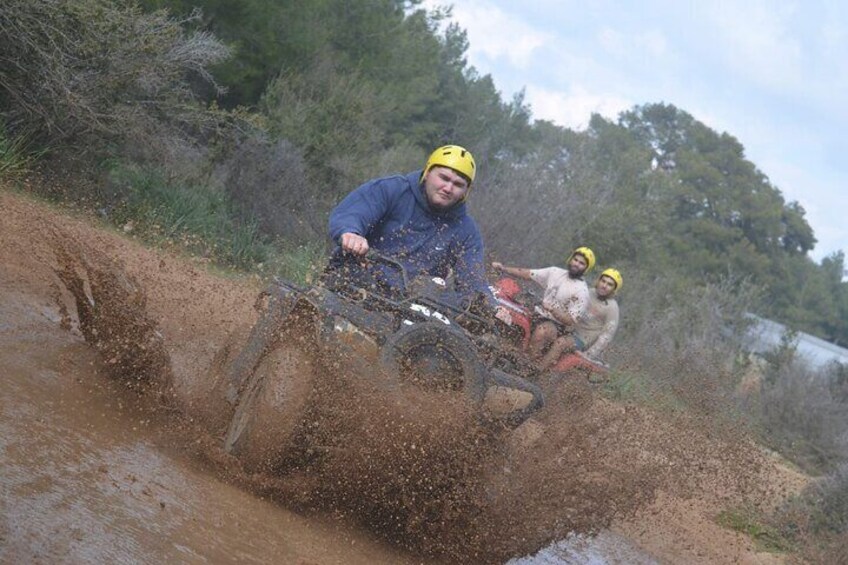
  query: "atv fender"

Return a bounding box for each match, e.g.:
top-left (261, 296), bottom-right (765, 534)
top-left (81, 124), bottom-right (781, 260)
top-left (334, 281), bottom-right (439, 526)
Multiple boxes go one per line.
top-left (223, 284), bottom-right (313, 405)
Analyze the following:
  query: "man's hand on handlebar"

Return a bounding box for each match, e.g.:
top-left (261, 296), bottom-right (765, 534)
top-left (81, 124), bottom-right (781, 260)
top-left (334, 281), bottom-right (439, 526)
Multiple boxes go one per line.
top-left (341, 232), bottom-right (369, 256)
top-left (495, 305), bottom-right (513, 325)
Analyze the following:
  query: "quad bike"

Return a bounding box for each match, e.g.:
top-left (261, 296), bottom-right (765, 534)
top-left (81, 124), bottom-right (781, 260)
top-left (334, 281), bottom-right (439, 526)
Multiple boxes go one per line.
top-left (216, 253), bottom-right (545, 471)
top-left (491, 277), bottom-right (609, 380)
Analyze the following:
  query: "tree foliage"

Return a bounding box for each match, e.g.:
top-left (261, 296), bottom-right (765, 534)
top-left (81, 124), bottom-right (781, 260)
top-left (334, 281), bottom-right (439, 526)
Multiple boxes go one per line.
top-left (2, 0), bottom-right (845, 345)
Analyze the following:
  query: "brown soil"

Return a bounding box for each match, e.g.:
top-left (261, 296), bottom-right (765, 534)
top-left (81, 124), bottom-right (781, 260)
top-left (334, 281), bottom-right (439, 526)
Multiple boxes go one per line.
top-left (0, 187), bottom-right (808, 563)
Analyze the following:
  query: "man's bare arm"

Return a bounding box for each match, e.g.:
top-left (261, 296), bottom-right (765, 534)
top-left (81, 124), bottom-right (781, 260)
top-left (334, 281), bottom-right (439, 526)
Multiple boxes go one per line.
top-left (491, 262), bottom-right (532, 281)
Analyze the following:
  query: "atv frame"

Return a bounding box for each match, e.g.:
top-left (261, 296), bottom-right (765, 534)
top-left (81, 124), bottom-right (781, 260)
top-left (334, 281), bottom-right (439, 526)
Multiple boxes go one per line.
top-left (218, 253), bottom-right (545, 471)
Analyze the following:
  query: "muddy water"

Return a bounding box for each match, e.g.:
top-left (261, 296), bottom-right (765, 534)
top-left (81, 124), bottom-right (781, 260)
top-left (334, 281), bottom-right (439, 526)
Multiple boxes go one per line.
top-left (0, 296), bottom-right (653, 565)
top-left (0, 290), bottom-right (421, 564)
top-left (510, 533), bottom-right (658, 565)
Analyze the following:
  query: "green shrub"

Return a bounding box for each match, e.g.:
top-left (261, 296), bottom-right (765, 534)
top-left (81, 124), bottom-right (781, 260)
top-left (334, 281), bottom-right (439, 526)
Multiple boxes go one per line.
top-left (716, 506), bottom-right (793, 553)
top-left (804, 465), bottom-right (848, 535)
top-left (756, 359), bottom-right (848, 473)
top-left (263, 241), bottom-right (327, 285)
top-left (217, 135), bottom-right (321, 244)
top-left (769, 465), bottom-right (848, 562)
top-left (0, 0), bottom-right (229, 147)
top-left (107, 163), bottom-right (271, 270)
top-left (260, 50), bottom-right (427, 199)
top-left (0, 124), bottom-right (42, 178)
top-left (602, 369), bottom-right (688, 413)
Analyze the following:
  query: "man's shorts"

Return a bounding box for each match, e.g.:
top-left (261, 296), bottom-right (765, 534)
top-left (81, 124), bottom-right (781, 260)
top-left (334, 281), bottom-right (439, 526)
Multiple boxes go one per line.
top-left (531, 311), bottom-right (587, 350)
top-left (572, 334), bottom-right (586, 351)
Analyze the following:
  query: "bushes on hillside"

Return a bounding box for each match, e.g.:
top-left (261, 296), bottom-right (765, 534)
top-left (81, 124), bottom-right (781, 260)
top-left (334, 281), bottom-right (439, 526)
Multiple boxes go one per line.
top-left (260, 50), bottom-right (425, 201)
top-left (0, 0), bottom-right (229, 149)
top-left (771, 463), bottom-right (848, 562)
top-left (219, 135), bottom-right (319, 244)
top-left (0, 122), bottom-right (40, 178)
top-left (605, 274), bottom-right (760, 415)
top-left (756, 358), bottom-right (848, 473)
top-left (261, 52), bottom-right (389, 192)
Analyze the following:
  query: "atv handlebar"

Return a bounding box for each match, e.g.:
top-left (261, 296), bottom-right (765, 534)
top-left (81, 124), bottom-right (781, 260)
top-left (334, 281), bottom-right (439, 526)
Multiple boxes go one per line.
top-left (327, 250), bottom-right (503, 330)
top-left (362, 250), bottom-right (410, 295)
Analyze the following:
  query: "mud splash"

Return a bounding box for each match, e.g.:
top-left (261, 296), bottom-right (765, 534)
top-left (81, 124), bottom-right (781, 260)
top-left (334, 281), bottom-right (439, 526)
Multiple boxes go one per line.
top-left (48, 250), bottom-right (659, 561)
top-left (52, 235), bottom-right (174, 397)
top-left (35, 234), bottom-right (664, 563)
top-left (1, 189), bottom-right (805, 564)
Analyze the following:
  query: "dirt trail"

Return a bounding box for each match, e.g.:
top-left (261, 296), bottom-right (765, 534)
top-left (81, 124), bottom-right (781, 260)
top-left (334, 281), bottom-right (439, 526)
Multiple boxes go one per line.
top-left (0, 189), bottom-right (807, 563)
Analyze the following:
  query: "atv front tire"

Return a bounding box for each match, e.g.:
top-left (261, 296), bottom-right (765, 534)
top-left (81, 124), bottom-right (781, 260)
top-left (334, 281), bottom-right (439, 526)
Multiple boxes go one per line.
top-left (380, 321), bottom-right (487, 402)
top-left (224, 338), bottom-right (316, 472)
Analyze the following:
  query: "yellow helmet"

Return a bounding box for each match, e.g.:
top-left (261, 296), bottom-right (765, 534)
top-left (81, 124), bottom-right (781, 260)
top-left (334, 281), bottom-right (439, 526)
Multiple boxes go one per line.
top-left (422, 145), bottom-right (476, 186)
top-left (599, 268), bottom-right (623, 292)
top-left (569, 246), bottom-right (596, 273)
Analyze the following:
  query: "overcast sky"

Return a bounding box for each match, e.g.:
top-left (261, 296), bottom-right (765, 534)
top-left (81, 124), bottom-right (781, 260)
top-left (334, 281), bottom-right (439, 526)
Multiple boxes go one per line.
top-left (426, 0), bottom-right (847, 263)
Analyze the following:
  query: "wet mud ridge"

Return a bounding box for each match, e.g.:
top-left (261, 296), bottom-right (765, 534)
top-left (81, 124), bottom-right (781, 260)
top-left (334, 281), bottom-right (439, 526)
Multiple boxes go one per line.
top-left (1, 190), bottom-right (808, 564)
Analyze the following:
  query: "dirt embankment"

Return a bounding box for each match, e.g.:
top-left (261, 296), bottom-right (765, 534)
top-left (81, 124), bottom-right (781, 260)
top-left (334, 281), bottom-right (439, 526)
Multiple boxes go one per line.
top-left (0, 188), bottom-right (807, 564)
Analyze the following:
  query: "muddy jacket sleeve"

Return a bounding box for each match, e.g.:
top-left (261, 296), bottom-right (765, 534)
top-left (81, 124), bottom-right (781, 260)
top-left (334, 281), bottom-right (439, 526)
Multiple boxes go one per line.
top-left (328, 177), bottom-right (399, 243)
top-left (451, 225), bottom-right (494, 303)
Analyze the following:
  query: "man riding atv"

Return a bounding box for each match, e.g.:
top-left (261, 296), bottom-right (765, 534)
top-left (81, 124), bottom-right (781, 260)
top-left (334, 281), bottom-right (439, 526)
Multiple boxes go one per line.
top-left (328, 144), bottom-right (493, 306)
top-left (491, 262), bottom-right (623, 379)
top-left (214, 146), bottom-right (543, 473)
top-left (492, 247), bottom-right (595, 371)
top-left (554, 267), bottom-right (622, 362)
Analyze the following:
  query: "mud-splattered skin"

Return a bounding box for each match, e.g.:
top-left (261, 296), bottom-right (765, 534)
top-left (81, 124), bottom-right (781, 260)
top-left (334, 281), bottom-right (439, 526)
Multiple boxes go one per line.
top-left (1, 189), bottom-right (807, 564)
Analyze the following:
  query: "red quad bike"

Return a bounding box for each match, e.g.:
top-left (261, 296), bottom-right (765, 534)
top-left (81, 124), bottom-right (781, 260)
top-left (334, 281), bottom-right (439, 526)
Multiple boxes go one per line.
top-left (214, 253), bottom-right (546, 472)
top-left (492, 277), bottom-right (609, 381)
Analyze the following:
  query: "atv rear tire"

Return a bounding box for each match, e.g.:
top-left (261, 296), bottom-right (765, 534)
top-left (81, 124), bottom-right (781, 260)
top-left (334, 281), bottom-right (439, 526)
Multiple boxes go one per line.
top-left (224, 338), bottom-right (316, 472)
top-left (380, 321), bottom-right (487, 402)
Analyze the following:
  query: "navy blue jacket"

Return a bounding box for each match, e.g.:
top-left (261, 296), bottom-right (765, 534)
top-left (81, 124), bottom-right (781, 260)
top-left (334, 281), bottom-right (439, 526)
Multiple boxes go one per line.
top-left (328, 170), bottom-right (492, 301)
